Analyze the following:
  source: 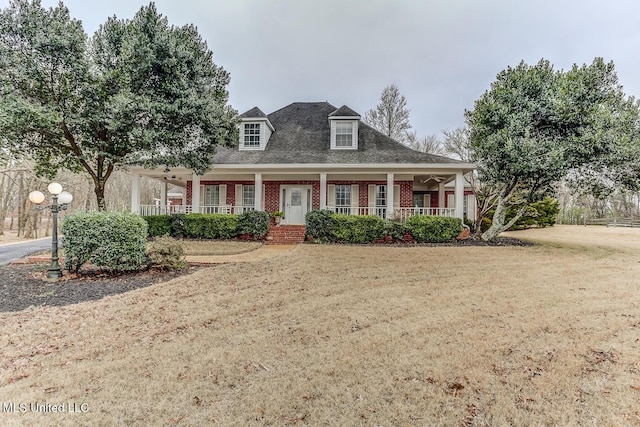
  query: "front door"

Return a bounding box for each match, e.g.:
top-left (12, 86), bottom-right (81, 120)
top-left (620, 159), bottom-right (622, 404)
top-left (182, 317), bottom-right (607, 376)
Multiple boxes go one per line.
top-left (285, 186), bottom-right (309, 224)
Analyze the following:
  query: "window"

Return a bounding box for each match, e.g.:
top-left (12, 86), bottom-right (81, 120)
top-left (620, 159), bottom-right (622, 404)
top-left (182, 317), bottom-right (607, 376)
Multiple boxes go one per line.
top-left (243, 185), bottom-right (255, 207)
top-left (335, 122), bottom-right (353, 147)
top-left (203, 185), bottom-right (220, 206)
top-left (376, 185), bottom-right (386, 207)
top-left (243, 123), bottom-right (260, 147)
top-left (335, 185), bottom-right (351, 214)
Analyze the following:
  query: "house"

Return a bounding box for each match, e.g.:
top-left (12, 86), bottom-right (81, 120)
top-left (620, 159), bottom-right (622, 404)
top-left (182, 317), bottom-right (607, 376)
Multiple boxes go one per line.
top-left (130, 102), bottom-right (475, 225)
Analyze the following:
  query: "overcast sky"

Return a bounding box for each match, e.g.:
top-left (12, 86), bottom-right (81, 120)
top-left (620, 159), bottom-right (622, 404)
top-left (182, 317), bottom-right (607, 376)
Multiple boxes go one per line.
top-left (4, 0), bottom-right (640, 138)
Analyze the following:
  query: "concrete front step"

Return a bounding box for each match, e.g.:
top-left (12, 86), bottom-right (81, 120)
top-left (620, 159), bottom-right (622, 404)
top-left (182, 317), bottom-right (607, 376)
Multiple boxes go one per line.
top-left (266, 225), bottom-right (306, 245)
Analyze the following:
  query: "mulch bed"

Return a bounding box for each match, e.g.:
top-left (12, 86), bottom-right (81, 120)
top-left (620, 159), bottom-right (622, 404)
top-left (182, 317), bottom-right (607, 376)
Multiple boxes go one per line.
top-left (0, 264), bottom-right (203, 313)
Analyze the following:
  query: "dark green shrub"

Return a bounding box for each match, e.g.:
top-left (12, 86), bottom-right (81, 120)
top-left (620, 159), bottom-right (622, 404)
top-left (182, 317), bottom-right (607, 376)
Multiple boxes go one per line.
top-left (305, 210), bottom-right (334, 242)
top-left (384, 220), bottom-right (408, 242)
top-left (170, 213), bottom-right (187, 237)
top-left (62, 211), bottom-right (148, 273)
top-left (142, 215), bottom-right (171, 237)
top-left (237, 210), bottom-right (270, 238)
top-left (405, 215), bottom-right (462, 243)
top-left (146, 235), bottom-right (187, 269)
top-left (482, 197), bottom-right (560, 231)
top-left (331, 214), bottom-right (385, 244)
top-left (183, 214), bottom-right (239, 239)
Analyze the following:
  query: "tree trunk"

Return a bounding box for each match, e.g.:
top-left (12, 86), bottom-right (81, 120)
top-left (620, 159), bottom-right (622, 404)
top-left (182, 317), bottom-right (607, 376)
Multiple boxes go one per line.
top-left (481, 196), bottom-right (528, 241)
top-left (93, 179), bottom-right (107, 211)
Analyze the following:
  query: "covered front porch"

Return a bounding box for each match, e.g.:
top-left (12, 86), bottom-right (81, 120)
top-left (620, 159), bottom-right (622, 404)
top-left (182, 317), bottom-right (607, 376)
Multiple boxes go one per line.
top-left (130, 165), bottom-right (473, 224)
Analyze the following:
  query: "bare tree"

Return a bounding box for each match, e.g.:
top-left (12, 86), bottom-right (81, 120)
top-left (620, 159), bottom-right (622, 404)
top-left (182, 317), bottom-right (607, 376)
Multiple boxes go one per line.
top-left (405, 132), bottom-right (445, 155)
top-left (364, 84), bottom-right (412, 143)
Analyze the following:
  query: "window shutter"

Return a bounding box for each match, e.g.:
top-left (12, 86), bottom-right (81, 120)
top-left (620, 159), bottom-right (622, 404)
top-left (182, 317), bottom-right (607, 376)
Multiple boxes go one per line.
top-left (394, 185), bottom-right (400, 208)
top-left (424, 194), bottom-right (431, 208)
top-left (467, 195), bottom-right (477, 220)
top-left (327, 184), bottom-right (336, 208)
top-left (219, 185), bottom-right (227, 206)
top-left (262, 184), bottom-right (266, 210)
top-left (330, 121), bottom-right (336, 148)
top-left (235, 184), bottom-right (243, 209)
top-left (199, 185), bottom-right (205, 206)
top-left (368, 185), bottom-right (377, 213)
top-left (351, 184), bottom-right (359, 214)
top-left (447, 194), bottom-right (455, 208)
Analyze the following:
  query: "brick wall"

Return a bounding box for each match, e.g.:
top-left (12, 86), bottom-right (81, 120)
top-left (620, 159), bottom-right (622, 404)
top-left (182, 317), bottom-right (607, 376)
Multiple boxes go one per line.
top-left (186, 179), bottom-right (419, 209)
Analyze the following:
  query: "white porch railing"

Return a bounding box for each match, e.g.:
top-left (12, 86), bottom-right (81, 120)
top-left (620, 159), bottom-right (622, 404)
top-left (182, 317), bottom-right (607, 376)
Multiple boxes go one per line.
top-left (139, 205), bottom-right (255, 216)
top-left (140, 205), bottom-right (455, 220)
top-left (327, 206), bottom-right (456, 221)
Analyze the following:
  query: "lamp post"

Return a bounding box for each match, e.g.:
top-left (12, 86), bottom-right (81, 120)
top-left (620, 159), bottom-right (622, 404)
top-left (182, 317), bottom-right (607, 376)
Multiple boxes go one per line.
top-left (29, 183), bottom-right (73, 281)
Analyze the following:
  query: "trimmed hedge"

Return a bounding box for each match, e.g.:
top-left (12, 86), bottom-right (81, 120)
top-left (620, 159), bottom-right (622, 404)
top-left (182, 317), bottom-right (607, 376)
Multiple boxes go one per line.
top-left (305, 209), bottom-right (334, 242)
top-left (183, 214), bottom-right (239, 239)
top-left (331, 214), bottom-right (385, 244)
top-left (142, 212), bottom-right (270, 239)
top-left (237, 210), bottom-right (270, 238)
top-left (62, 211), bottom-right (148, 273)
top-left (144, 215), bottom-right (172, 237)
top-left (405, 215), bottom-right (462, 243)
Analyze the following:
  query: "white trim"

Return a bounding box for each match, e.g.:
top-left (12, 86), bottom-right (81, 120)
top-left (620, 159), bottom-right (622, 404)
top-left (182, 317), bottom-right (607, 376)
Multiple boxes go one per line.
top-left (254, 173), bottom-right (263, 211)
top-left (455, 171), bottom-right (464, 219)
top-left (240, 116), bottom-right (275, 132)
top-left (131, 174), bottom-right (140, 213)
top-left (191, 174), bottom-right (201, 213)
top-left (160, 181), bottom-right (167, 206)
top-left (386, 173), bottom-right (394, 218)
top-left (330, 119), bottom-right (359, 150)
top-left (319, 173), bottom-right (327, 209)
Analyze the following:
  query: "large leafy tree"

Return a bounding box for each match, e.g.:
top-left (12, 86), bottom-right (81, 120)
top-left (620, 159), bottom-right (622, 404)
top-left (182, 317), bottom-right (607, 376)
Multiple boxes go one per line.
top-left (364, 84), bottom-right (412, 143)
top-left (466, 58), bottom-right (639, 241)
top-left (0, 1), bottom-right (237, 209)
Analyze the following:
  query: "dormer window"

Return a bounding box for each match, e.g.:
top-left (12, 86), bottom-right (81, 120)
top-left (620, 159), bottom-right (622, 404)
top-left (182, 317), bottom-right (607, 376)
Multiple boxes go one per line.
top-left (329, 105), bottom-right (360, 150)
top-left (238, 107), bottom-right (275, 151)
top-left (335, 122), bottom-right (353, 147)
top-left (244, 123), bottom-right (261, 148)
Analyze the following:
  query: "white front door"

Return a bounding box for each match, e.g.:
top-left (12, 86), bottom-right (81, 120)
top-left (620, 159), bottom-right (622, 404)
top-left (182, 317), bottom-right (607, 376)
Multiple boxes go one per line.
top-left (285, 186), bottom-right (309, 224)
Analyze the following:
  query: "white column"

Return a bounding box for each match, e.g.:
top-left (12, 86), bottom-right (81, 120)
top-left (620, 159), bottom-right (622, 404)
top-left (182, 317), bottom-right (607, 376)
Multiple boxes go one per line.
top-left (191, 173), bottom-right (200, 213)
top-left (386, 173), bottom-right (394, 218)
top-left (131, 173), bottom-right (140, 214)
top-left (254, 173), bottom-right (263, 211)
top-left (319, 172), bottom-right (327, 210)
top-left (455, 171), bottom-right (464, 219)
top-left (160, 181), bottom-right (167, 207)
top-left (438, 182), bottom-right (446, 212)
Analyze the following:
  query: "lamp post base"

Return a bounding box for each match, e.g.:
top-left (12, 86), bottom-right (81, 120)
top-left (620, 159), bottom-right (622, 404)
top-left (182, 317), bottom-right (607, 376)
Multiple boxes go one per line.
top-left (45, 267), bottom-right (62, 282)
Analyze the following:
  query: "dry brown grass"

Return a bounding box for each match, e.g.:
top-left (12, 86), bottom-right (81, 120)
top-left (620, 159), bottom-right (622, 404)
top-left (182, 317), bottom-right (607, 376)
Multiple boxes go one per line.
top-left (1, 225), bottom-right (640, 426)
top-left (181, 240), bottom-right (262, 256)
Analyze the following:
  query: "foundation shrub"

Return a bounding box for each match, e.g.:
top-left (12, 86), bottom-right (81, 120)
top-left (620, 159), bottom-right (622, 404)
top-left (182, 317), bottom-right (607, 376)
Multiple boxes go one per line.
top-left (182, 214), bottom-right (239, 239)
top-left (331, 214), bottom-right (385, 244)
top-left (237, 210), bottom-right (270, 239)
top-left (384, 220), bottom-right (409, 242)
top-left (146, 235), bottom-right (187, 269)
top-left (62, 211), bottom-right (148, 273)
top-left (406, 215), bottom-right (462, 243)
top-left (305, 210), bottom-right (334, 242)
top-left (170, 213), bottom-right (187, 238)
top-left (142, 215), bottom-right (171, 237)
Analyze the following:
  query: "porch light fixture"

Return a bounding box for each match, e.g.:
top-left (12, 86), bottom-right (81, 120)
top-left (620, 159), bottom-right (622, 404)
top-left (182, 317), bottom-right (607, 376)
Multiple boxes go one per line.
top-left (28, 182), bottom-right (73, 281)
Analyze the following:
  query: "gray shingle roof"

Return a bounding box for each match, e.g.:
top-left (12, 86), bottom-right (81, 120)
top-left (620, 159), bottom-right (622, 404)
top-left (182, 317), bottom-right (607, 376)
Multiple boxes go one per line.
top-left (214, 102), bottom-right (464, 165)
top-left (239, 107), bottom-right (267, 118)
top-left (329, 105), bottom-right (361, 117)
